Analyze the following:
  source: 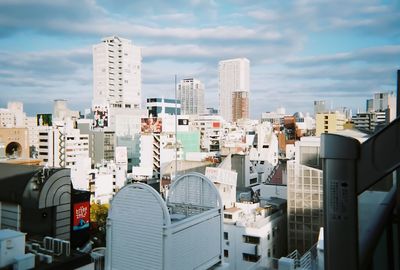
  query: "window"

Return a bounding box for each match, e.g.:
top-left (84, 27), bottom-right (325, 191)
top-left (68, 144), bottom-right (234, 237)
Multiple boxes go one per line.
top-left (224, 250), bottom-right (229, 258)
top-left (250, 178), bottom-right (257, 184)
top-left (224, 232), bottom-right (228, 240)
top-left (243, 235), bottom-right (260, 244)
top-left (224, 214), bottom-right (232, 219)
top-left (243, 253), bottom-right (260, 262)
top-left (268, 249), bottom-right (271, 258)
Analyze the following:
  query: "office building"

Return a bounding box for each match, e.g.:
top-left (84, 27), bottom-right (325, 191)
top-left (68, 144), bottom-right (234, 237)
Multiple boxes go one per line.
top-left (106, 173), bottom-right (223, 270)
top-left (146, 97), bottom-right (181, 117)
top-left (93, 36), bottom-right (142, 136)
top-left (371, 92), bottom-right (396, 121)
top-left (287, 137), bottom-right (323, 254)
top-left (352, 111), bottom-right (387, 133)
top-left (93, 36), bottom-right (141, 110)
top-left (219, 58), bottom-right (250, 122)
top-left (313, 101), bottom-right (327, 116)
top-left (177, 78), bottom-right (204, 115)
top-left (232, 91), bottom-right (249, 122)
top-left (222, 198), bottom-right (287, 270)
top-left (315, 112), bottom-right (345, 136)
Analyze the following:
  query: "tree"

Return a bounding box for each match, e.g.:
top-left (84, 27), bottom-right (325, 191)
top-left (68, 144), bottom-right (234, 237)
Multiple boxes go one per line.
top-left (90, 203), bottom-right (109, 246)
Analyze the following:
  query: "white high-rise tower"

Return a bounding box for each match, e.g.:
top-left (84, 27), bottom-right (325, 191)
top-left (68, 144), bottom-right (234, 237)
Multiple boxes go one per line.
top-left (93, 36), bottom-right (142, 109)
top-left (92, 36), bottom-right (142, 136)
top-left (177, 78), bottom-right (205, 115)
top-left (218, 58), bottom-right (250, 122)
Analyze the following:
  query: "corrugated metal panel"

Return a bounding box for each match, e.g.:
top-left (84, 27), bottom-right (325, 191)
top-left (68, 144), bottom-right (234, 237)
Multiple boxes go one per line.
top-left (55, 204), bottom-right (70, 240)
top-left (167, 215), bottom-right (221, 270)
top-left (108, 185), bottom-right (165, 270)
top-left (169, 174), bottom-right (219, 208)
top-left (1, 202), bottom-right (20, 231)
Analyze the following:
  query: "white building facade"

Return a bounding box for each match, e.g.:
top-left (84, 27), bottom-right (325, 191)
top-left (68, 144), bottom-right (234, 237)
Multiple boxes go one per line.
top-left (219, 58), bottom-right (250, 122)
top-left (177, 78), bottom-right (204, 115)
top-left (93, 36), bottom-right (141, 109)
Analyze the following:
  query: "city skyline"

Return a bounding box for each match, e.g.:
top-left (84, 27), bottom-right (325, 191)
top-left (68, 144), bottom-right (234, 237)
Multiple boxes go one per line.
top-left (0, 0), bottom-right (399, 118)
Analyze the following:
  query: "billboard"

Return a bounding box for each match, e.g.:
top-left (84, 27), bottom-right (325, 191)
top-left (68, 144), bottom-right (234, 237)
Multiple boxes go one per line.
top-left (212, 122), bottom-right (220, 128)
top-left (93, 105), bottom-right (109, 128)
top-left (141, 117), bottom-right (162, 133)
top-left (73, 201), bottom-right (90, 231)
top-left (37, 114), bottom-right (52, 126)
top-left (178, 118), bottom-right (189, 126)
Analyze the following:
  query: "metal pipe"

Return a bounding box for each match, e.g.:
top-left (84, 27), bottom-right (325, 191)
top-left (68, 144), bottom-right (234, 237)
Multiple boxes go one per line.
top-left (321, 133), bottom-right (360, 270)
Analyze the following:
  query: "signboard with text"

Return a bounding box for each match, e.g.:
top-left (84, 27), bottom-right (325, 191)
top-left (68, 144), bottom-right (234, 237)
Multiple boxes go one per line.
top-left (73, 201), bottom-right (90, 231)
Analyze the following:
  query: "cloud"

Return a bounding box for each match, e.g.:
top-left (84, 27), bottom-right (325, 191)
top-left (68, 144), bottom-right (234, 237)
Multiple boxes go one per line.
top-left (0, 0), bottom-right (398, 118)
top-left (286, 45), bottom-right (400, 66)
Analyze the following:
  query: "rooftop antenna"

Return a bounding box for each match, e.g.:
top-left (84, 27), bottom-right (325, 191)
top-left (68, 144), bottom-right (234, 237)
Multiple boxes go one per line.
top-left (174, 74), bottom-right (178, 181)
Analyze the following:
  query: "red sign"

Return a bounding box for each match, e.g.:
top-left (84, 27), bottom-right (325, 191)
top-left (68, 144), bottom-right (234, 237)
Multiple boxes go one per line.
top-left (73, 202), bottom-right (90, 231)
top-left (212, 122), bottom-right (220, 128)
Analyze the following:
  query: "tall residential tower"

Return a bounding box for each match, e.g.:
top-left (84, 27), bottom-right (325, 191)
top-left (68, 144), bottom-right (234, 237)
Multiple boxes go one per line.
top-left (177, 78), bottom-right (204, 115)
top-left (218, 58), bottom-right (250, 122)
top-left (93, 36), bottom-right (142, 110)
top-left (92, 36), bottom-right (143, 136)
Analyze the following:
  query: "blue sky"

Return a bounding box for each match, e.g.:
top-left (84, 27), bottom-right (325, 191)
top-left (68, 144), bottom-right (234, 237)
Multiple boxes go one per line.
top-left (0, 0), bottom-right (399, 117)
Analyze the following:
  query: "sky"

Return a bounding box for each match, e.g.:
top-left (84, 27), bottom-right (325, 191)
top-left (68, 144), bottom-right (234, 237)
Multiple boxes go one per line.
top-left (0, 0), bottom-right (399, 118)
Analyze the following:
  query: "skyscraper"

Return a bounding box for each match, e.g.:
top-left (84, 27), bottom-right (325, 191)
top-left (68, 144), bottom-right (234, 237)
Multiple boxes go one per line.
top-left (93, 36), bottom-right (142, 110)
top-left (232, 90), bottom-right (249, 122)
top-left (177, 78), bottom-right (204, 115)
top-left (92, 36), bottom-right (142, 136)
top-left (218, 58), bottom-right (250, 122)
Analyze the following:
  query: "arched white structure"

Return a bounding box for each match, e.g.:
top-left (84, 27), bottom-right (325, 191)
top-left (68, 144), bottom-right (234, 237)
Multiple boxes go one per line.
top-left (106, 173), bottom-right (223, 270)
top-left (168, 172), bottom-right (222, 208)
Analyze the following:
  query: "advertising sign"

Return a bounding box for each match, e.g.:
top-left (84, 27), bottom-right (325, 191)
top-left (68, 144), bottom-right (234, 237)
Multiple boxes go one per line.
top-left (178, 119), bottom-right (189, 125)
top-left (37, 114), bottom-right (52, 126)
top-left (141, 117), bottom-right (162, 133)
top-left (73, 201), bottom-right (90, 231)
top-left (212, 122), bottom-right (220, 128)
top-left (93, 105), bottom-right (109, 128)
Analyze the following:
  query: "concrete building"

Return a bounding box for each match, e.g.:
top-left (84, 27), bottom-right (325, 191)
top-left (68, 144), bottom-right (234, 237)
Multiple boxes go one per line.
top-left (92, 36), bottom-right (143, 136)
top-left (177, 78), bottom-right (205, 115)
top-left (313, 100), bottom-right (327, 116)
top-left (147, 97), bottom-right (181, 117)
top-left (53, 99), bottom-right (80, 123)
top-left (106, 173), bottom-right (223, 270)
top-left (93, 36), bottom-right (141, 110)
top-left (369, 91), bottom-right (396, 122)
top-left (191, 114), bottom-right (224, 152)
top-left (287, 137), bottom-right (323, 254)
top-left (0, 128), bottom-right (29, 159)
top-left (92, 161), bottom-right (127, 204)
top-left (37, 125), bottom-right (91, 191)
top-left (352, 111), bottom-right (387, 133)
top-left (219, 58), bottom-right (250, 122)
top-left (315, 111), bottom-right (345, 136)
top-left (232, 91), bottom-right (249, 122)
top-left (222, 198), bottom-right (287, 270)
top-left (261, 107), bottom-right (289, 125)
